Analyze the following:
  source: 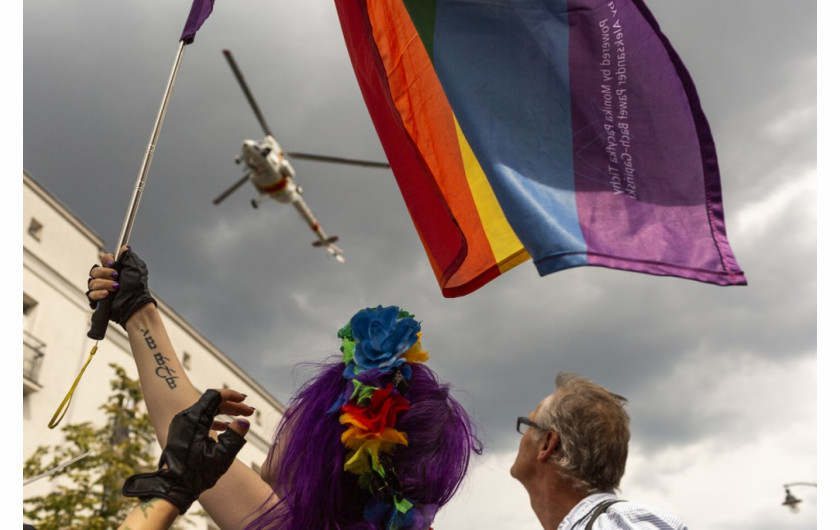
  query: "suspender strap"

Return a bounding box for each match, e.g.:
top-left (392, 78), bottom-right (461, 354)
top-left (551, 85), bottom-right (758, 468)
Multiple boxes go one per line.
top-left (584, 499), bottom-right (625, 530)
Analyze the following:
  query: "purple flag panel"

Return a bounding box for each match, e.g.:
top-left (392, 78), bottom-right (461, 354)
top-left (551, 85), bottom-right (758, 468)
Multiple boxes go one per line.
top-left (563, 0), bottom-right (746, 284)
top-left (180, 0), bottom-right (215, 44)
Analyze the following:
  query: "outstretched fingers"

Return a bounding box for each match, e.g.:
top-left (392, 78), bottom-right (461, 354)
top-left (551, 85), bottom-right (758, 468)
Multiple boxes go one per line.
top-left (211, 389), bottom-right (255, 432)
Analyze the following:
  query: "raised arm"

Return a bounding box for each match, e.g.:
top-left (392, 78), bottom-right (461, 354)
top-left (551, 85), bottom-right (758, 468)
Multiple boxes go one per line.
top-left (88, 250), bottom-right (277, 528)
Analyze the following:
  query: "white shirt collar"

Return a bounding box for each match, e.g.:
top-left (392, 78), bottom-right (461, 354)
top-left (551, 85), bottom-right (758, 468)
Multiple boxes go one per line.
top-left (557, 492), bottom-right (618, 530)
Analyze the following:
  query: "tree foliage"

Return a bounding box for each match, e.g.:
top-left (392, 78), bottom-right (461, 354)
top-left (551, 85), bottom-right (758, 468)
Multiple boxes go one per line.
top-left (22, 363), bottom-right (183, 529)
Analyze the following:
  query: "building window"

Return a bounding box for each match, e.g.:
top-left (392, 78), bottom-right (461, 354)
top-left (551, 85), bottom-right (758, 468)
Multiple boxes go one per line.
top-left (24, 293), bottom-right (38, 316)
top-left (182, 352), bottom-right (191, 370)
top-left (23, 293), bottom-right (38, 333)
top-left (27, 218), bottom-right (43, 241)
top-left (23, 330), bottom-right (46, 392)
top-left (23, 293), bottom-right (44, 393)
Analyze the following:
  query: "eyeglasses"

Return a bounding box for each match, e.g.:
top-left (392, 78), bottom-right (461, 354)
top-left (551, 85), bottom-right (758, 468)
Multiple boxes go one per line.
top-left (516, 416), bottom-right (546, 434)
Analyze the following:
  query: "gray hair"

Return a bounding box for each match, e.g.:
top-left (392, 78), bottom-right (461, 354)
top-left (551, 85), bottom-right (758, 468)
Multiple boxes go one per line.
top-left (532, 372), bottom-right (630, 493)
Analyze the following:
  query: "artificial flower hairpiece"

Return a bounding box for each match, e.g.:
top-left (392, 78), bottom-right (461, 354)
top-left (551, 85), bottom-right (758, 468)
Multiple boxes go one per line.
top-left (332, 305), bottom-right (430, 530)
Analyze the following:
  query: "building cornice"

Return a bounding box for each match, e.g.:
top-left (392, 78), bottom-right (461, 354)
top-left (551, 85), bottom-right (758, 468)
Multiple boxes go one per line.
top-left (23, 170), bottom-right (105, 249)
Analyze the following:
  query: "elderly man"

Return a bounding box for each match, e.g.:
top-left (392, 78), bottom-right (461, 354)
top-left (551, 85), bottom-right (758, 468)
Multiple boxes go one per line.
top-left (511, 372), bottom-right (688, 530)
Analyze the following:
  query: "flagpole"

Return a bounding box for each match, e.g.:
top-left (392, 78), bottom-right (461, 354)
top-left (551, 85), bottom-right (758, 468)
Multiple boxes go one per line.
top-left (49, 0), bottom-right (215, 429)
top-left (88, 40), bottom-right (187, 340)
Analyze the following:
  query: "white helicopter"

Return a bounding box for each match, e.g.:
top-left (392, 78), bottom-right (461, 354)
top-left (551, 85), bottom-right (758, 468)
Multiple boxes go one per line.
top-left (213, 49), bottom-right (389, 263)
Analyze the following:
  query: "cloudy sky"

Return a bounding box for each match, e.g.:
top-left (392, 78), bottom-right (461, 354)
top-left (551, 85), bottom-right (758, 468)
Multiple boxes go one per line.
top-left (21, 1), bottom-right (819, 528)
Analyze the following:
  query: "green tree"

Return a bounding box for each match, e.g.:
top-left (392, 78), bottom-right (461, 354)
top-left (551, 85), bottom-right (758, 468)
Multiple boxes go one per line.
top-left (23, 363), bottom-right (185, 530)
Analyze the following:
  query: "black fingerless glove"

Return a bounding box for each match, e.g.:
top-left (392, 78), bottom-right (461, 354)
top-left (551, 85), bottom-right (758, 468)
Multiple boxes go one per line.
top-left (111, 250), bottom-right (157, 329)
top-left (122, 390), bottom-right (247, 514)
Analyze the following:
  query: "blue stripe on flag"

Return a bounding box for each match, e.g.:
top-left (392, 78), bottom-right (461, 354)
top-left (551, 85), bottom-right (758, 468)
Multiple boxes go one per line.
top-left (431, 0), bottom-right (588, 266)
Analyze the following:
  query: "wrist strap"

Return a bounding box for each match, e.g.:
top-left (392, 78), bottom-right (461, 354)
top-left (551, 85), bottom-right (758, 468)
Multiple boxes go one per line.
top-left (48, 343), bottom-right (98, 429)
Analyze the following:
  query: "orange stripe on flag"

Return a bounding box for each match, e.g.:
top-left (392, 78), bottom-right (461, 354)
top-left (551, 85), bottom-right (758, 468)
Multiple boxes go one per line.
top-left (367, 3), bottom-right (500, 290)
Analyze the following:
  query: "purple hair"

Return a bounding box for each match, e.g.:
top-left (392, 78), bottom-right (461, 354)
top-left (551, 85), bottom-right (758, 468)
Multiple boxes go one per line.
top-left (246, 359), bottom-right (482, 529)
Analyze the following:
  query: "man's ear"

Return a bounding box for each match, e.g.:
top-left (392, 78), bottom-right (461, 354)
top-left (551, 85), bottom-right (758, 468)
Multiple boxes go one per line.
top-left (537, 431), bottom-right (559, 461)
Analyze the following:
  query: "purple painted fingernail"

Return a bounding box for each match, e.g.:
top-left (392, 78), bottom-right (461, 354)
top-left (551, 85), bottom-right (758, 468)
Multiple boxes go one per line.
top-left (111, 271), bottom-right (119, 280)
top-left (113, 282), bottom-right (120, 290)
top-left (105, 260), bottom-right (114, 267)
top-left (235, 419), bottom-right (249, 427)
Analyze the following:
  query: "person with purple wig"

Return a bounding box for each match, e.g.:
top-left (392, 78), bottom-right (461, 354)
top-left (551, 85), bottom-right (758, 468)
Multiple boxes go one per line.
top-left (87, 248), bottom-right (483, 529)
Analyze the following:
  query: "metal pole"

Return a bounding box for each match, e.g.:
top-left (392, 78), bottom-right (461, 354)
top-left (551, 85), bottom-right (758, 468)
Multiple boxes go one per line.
top-left (115, 40), bottom-right (187, 255)
top-left (88, 40), bottom-right (187, 340)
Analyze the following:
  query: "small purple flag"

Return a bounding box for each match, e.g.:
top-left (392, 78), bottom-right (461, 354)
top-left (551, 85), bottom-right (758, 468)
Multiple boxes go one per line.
top-left (180, 0), bottom-right (214, 44)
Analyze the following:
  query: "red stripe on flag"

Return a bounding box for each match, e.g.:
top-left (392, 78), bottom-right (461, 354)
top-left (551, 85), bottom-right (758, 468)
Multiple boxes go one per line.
top-left (335, 1), bottom-right (501, 296)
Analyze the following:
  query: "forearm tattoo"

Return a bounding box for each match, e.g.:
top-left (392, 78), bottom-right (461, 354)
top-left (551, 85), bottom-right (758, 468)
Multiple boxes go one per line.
top-left (141, 328), bottom-right (179, 389)
top-left (139, 499), bottom-right (158, 518)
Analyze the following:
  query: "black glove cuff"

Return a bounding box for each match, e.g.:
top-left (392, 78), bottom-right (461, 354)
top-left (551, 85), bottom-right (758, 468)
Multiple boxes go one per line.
top-left (118, 295), bottom-right (157, 329)
top-left (122, 469), bottom-right (197, 515)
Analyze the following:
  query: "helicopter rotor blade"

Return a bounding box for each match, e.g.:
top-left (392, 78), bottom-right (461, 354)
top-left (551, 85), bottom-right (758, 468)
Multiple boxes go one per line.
top-left (213, 174), bottom-right (251, 205)
top-left (286, 152), bottom-right (390, 169)
top-left (223, 49), bottom-right (273, 137)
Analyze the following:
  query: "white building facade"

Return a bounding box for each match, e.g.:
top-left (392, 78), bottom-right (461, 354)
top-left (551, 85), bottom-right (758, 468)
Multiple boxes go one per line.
top-left (22, 171), bottom-right (285, 529)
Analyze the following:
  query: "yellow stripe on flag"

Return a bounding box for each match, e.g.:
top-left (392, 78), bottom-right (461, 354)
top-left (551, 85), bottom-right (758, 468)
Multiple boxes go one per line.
top-left (454, 118), bottom-right (530, 273)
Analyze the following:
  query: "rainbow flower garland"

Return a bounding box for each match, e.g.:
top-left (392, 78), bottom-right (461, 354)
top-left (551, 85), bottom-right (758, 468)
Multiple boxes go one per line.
top-left (329, 306), bottom-right (430, 529)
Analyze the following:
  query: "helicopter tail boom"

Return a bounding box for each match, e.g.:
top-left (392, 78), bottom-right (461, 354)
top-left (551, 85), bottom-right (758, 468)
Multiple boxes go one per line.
top-left (319, 240), bottom-right (345, 263)
top-left (312, 235), bottom-right (344, 262)
top-left (327, 245), bottom-right (346, 263)
top-left (290, 196), bottom-right (344, 262)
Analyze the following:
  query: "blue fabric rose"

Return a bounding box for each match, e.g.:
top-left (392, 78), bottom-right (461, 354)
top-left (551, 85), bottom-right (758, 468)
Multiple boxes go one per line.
top-left (363, 497), bottom-right (415, 530)
top-left (348, 306), bottom-right (420, 372)
top-left (406, 503), bottom-right (438, 530)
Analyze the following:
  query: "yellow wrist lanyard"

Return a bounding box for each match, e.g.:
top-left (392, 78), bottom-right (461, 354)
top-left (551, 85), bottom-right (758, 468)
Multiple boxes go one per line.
top-left (48, 343), bottom-right (98, 429)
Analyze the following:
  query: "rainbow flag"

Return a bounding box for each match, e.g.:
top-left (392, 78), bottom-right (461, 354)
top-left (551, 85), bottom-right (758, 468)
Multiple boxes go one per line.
top-left (335, 0), bottom-right (746, 297)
